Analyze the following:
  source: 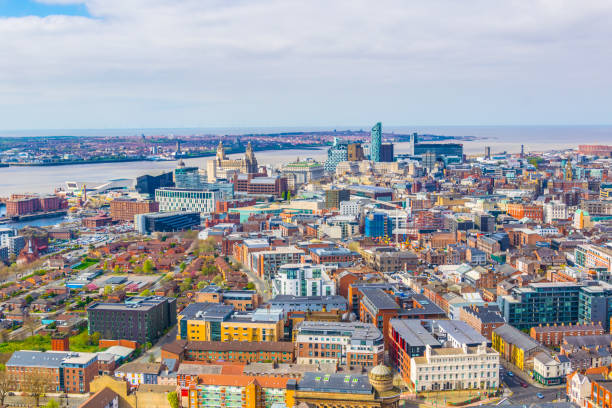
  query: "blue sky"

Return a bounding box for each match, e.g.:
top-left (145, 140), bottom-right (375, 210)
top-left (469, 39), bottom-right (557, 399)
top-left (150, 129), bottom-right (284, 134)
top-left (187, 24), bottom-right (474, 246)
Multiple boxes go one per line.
top-left (0, 0), bottom-right (89, 18)
top-left (0, 0), bottom-right (611, 129)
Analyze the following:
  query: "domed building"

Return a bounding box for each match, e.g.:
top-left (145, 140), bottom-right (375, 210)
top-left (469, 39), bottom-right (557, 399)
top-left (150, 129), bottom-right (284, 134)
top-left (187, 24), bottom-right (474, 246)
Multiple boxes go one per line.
top-left (291, 366), bottom-right (400, 408)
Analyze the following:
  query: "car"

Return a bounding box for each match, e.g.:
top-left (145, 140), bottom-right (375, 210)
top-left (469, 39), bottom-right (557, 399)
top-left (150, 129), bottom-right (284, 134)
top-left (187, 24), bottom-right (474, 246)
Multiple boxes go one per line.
top-left (537, 393), bottom-right (544, 399)
top-left (507, 372), bottom-right (514, 377)
top-left (520, 382), bottom-right (528, 388)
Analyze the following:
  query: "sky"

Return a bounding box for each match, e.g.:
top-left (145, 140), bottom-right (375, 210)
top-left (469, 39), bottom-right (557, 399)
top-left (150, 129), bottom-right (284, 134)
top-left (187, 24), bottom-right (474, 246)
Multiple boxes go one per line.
top-left (0, 0), bottom-right (611, 130)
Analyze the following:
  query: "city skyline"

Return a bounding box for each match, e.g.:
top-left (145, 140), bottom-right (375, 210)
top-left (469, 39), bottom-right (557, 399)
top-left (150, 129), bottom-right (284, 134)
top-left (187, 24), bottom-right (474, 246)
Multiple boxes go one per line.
top-left (1, 0), bottom-right (612, 129)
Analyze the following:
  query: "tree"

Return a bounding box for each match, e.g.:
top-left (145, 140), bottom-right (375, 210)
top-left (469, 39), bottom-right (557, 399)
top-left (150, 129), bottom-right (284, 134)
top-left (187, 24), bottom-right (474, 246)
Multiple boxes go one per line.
top-left (24, 371), bottom-right (53, 407)
top-left (24, 294), bottom-right (34, 304)
top-left (0, 370), bottom-right (16, 406)
top-left (103, 285), bottom-right (113, 296)
top-left (90, 331), bottom-right (101, 346)
top-left (212, 275), bottom-right (223, 286)
top-left (348, 241), bottom-right (361, 252)
top-left (167, 391), bottom-right (180, 408)
top-left (179, 262), bottom-right (187, 272)
top-left (23, 316), bottom-right (40, 337)
top-left (196, 281), bottom-right (208, 290)
top-left (148, 353), bottom-right (156, 363)
top-left (140, 289), bottom-right (152, 297)
top-left (143, 259), bottom-right (154, 274)
top-left (245, 282), bottom-right (255, 290)
top-left (44, 399), bottom-right (60, 408)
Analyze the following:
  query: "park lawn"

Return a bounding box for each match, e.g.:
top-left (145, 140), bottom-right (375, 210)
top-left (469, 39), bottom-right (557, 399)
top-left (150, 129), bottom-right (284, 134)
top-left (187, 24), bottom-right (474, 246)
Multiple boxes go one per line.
top-left (69, 331), bottom-right (102, 352)
top-left (0, 334), bottom-right (51, 353)
top-left (72, 259), bottom-right (99, 270)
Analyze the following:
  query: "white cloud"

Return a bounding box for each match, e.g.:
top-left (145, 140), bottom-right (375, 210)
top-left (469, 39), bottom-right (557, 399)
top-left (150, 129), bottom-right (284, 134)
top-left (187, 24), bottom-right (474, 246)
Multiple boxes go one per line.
top-left (0, 0), bottom-right (611, 128)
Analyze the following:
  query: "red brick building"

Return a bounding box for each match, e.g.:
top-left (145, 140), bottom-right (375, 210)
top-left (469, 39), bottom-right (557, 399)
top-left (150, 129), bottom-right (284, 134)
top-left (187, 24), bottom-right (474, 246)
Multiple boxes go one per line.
top-left (109, 199), bottom-right (158, 222)
top-left (506, 203), bottom-right (544, 222)
top-left (459, 304), bottom-right (505, 340)
top-left (161, 340), bottom-right (294, 364)
top-left (530, 322), bottom-right (604, 347)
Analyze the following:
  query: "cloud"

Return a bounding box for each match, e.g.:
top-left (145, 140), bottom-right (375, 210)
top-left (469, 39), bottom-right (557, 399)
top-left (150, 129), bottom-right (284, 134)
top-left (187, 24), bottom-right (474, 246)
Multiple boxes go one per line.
top-left (0, 0), bottom-right (611, 128)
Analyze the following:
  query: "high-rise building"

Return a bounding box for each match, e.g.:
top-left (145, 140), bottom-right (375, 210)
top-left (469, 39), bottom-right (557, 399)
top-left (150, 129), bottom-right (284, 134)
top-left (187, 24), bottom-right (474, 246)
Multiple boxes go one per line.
top-left (348, 143), bottom-right (365, 161)
top-left (324, 138), bottom-right (348, 172)
top-left (325, 188), bottom-right (350, 209)
top-left (365, 212), bottom-right (391, 239)
top-left (485, 146), bottom-right (491, 159)
top-left (370, 122), bottom-right (382, 162)
top-left (380, 143), bottom-right (394, 162)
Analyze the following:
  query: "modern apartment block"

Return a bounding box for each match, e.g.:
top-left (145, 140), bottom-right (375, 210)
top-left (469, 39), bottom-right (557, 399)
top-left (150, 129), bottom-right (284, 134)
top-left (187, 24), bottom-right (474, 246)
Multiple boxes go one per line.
top-left (155, 187), bottom-right (219, 214)
top-left (251, 247), bottom-right (305, 280)
top-left (177, 302), bottom-right (284, 342)
top-left (294, 321), bottom-right (384, 369)
top-left (266, 294), bottom-right (348, 313)
top-left (575, 244), bottom-right (612, 272)
top-left (87, 296), bottom-right (177, 344)
top-left (272, 263), bottom-right (335, 297)
top-left (500, 282), bottom-right (582, 330)
top-left (6, 350), bottom-right (98, 393)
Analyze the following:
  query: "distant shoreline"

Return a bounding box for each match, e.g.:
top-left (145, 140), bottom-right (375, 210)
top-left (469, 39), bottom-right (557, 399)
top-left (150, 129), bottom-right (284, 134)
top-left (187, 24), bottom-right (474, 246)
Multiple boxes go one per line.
top-left (0, 143), bottom-right (326, 167)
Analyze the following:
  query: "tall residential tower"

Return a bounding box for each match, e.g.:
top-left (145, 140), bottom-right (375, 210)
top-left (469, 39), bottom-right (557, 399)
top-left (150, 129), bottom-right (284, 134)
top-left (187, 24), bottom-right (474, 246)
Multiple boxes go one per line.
top-left (370, 122), bottom-right (382, 162)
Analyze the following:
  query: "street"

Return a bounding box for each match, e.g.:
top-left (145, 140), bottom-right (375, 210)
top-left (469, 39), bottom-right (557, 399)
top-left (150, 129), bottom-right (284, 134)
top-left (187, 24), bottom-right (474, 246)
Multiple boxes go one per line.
top-left (501, 369), bottom-right (565, 405)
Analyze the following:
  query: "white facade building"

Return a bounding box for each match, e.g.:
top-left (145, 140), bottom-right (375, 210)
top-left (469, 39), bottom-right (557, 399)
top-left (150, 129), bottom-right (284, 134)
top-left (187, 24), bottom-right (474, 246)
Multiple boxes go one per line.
top-left (339, 199), bottom-right (367, 216)
top-left (545, 201), bottom-right (568, 223)
top-left (272, 263), bottom-right (335, 297)
top-left (410, 343), bottom-right (500, 391)
top-left (568, 373), bottom-right (591, 408)
top-left (155, 188), bottom-right (218, 214)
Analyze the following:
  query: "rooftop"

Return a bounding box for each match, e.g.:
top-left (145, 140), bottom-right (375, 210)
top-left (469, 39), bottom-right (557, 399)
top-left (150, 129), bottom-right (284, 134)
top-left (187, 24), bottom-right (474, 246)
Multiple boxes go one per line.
top-left (297, 372), bottom-right (372, 395)
top-left (390, 319), bottom-right (440, 348)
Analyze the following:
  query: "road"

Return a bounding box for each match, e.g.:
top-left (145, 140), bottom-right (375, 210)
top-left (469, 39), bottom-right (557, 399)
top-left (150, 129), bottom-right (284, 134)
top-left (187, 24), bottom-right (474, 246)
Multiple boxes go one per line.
top-left (501, 368), bottom-right (566, 405)
top-left (236, 259), bottom-right (272, 302)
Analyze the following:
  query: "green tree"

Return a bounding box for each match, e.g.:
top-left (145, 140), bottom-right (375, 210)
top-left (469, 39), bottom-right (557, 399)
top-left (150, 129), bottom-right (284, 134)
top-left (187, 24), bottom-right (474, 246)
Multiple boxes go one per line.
top-left (245, 282), bottom-right (255, 290)
top-left (196, 281), bottom-right (208, 290)
top-left (179, 262), bottom-right (187, 272)
top-left (143, 259), bottom-right (154, 274)
top-left (212, 275), bottom-right (223, 286)
top-left (179, 277), bottom-right (192, 292)
top-left (45, 398), bottom-right (60, 408)
top-left (167, 391), bottom-right (180, 408)
top-left (90, 331), bottom-right (101, 345)
top-left (140, 289), bottom-right (152, 297)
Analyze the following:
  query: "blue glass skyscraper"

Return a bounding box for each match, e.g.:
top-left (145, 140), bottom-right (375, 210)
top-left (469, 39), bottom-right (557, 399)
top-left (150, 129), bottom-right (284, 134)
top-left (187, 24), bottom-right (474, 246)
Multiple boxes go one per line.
top-left (370, 122), bottom-right (382, 162)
